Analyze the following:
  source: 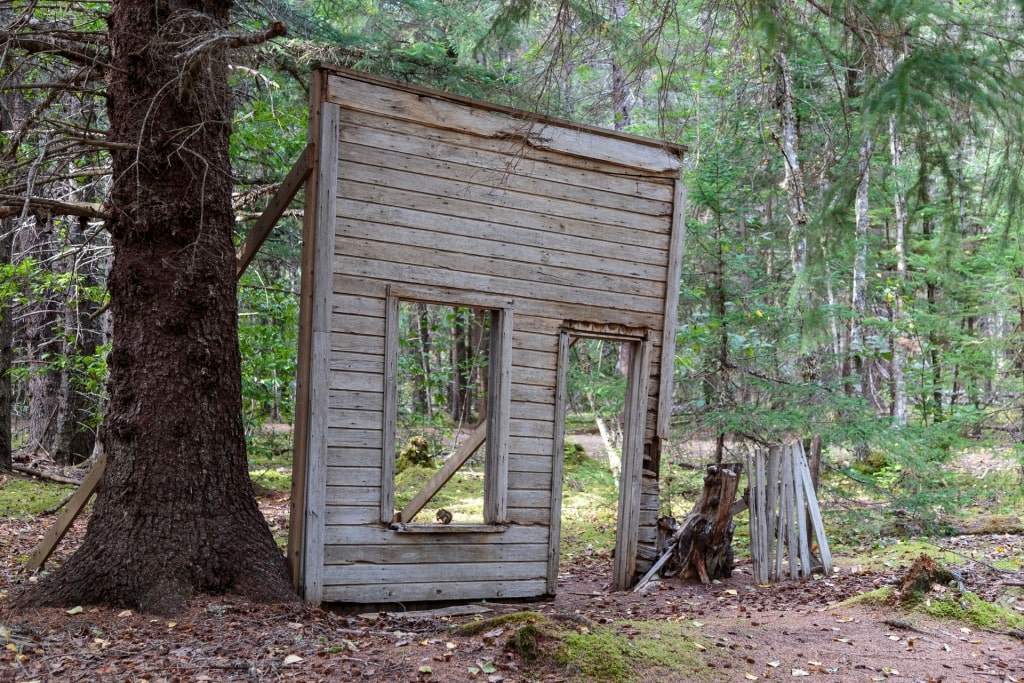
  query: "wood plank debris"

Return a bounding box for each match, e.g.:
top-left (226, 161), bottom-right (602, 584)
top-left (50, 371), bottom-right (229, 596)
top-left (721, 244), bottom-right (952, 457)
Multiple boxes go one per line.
top-left (746, 442), bottom-right (832, 583)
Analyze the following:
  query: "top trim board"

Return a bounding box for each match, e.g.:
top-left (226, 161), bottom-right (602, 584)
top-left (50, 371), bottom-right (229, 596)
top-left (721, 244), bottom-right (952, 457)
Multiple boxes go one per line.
top-left (317, 64), bottom-right (684, 175)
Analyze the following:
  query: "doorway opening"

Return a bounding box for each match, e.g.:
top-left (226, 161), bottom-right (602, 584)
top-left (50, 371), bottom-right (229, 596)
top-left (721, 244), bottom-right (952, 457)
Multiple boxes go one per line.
top-left (549, 327), bottom-right (651, 592)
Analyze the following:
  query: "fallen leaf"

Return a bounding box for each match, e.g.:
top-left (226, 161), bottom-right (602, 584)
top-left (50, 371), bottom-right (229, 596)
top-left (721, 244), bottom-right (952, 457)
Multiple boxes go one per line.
top-left (791, 669), bottom-right (810, 676)
top-left (692, 620), bottom-right (704, 628)
top-left (767, 660), bottom-right (781, 668)
top-left (65, 606), bottom-right (83, 615)
top-left (117, 610), bottom-right (132, 618)
top-left (283, 654), bottom-right (304, 665)
top-left (744, 673), bottom-right (759, 680)
top-left (418, 665), bottom-right (433, 674)
top-left (287, 622), bottom-right (303, 630)
top-left (482, 628), bottom-right (504, 639)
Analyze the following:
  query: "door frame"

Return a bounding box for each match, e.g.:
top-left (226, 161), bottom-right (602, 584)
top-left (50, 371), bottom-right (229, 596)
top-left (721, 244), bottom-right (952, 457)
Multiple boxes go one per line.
top-left (547, 325), bottom-right (652, 592)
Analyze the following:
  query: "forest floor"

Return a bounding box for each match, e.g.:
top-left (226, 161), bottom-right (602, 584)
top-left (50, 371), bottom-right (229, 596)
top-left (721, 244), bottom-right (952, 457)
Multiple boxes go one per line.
top-left (1, 440), bottom-right (1023, 682)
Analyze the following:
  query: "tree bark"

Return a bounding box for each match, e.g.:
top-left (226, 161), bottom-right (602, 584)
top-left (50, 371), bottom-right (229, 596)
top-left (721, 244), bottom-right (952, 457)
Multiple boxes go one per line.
top-left (888, 112), bottom-right (908, 426)
top-left (774, 51), bottom-right (810, 279)
top-left (18, 217), bottom-right (64, 455)
top-left (19, 0), bottom-right (295, 613)
top-left (659, 463), bottom-right (742, 584)
top-left (0, 217), bottom-right (12, 472)
top-left (849, 132), bottom-right (873, 401)
top-left (610, 0), bottom-right (630, 131)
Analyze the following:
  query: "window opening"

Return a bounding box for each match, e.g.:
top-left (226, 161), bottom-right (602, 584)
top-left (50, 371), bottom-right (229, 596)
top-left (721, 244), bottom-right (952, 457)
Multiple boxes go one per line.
top-left (391, 301), bottom-right (497, 526)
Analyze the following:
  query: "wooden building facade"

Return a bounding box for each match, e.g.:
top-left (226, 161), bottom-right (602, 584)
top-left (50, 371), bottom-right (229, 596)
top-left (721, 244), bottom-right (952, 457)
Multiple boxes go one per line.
top-left (288, 66), bottom-right (687, 605)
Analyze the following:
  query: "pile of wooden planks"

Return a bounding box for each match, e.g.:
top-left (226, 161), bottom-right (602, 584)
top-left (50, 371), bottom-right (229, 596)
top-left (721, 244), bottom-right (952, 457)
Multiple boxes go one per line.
top-left (746, 442), bottom-right (832, 584)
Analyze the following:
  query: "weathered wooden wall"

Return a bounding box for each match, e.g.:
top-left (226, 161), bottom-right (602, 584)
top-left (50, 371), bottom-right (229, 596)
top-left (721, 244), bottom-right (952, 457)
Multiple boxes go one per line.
top-left (295, 66), bottom-right (684, 604)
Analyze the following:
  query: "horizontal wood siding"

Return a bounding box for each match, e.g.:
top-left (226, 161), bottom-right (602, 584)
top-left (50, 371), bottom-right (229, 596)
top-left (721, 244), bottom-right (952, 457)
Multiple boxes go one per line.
top-left (313, 69), bottom-right (679, 602)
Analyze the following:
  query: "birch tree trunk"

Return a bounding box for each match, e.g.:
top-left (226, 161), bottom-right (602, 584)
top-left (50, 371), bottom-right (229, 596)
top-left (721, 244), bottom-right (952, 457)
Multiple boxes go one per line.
top-left (774, 51), bottom-right (810, 279)
top-left (889, 113), bottom-right (908, 426)
top-left (849, 133), bottom-right (873, 401)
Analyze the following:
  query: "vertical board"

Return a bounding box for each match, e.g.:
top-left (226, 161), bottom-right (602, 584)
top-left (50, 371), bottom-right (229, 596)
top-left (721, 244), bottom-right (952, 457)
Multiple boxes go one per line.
top-left (658, 181), bottom-right (687, 438)
top-left (288, 70), bottom-right (324, 589)
top-left (612, 338), bottom-right (652, 590)
top-left (300, 100), bottom-right (341, 605)
top-left (546, 330), bottom-right (571, 593)
top-left (485, 307), bottom-right (514, 523)
top-left (379, 289), bottom-right (399, 523)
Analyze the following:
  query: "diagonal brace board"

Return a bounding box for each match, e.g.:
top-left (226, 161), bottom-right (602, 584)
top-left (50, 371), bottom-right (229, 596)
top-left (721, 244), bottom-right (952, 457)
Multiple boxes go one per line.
top-left (235, 143), bottom-right (313, 278)
top-left (398, 422), bottom-right (487, 523)
top-left (26, 451), bottom-right (107, 571)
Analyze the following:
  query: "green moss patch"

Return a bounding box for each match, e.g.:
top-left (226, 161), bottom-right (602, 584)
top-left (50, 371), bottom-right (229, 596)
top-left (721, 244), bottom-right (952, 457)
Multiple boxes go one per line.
top-left (0, 475), bottom-right (76, 519)
top-left (921, 589), bottom-right (1024, 631)
top-left (458, 612), bottom-right (713, 682)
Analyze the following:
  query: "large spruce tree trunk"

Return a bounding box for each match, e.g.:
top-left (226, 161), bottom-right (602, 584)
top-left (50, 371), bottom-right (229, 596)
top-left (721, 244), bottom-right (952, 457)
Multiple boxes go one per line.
top-left (22, 0), bottom-right (295, 612)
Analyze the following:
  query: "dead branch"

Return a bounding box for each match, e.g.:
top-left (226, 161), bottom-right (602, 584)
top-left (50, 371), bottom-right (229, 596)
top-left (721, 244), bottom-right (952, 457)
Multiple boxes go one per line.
top-left (12, 464), bottom-right (83, 485)
top-left (0, 194), bottom-right (108, 219)
top-left (0, 31), bottom-right (107, 68)
top-left (174, 22), bottom-right (287, 62)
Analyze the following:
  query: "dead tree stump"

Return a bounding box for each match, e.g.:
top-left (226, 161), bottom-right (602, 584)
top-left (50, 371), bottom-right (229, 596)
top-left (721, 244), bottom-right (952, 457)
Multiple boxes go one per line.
top-left (641, 463), bottom-right (742, 587)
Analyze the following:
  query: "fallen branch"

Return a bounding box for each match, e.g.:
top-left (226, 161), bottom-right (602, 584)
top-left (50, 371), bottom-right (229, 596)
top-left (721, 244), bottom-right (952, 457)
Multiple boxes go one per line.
top-left (12, 464), bottom-right (83, 485)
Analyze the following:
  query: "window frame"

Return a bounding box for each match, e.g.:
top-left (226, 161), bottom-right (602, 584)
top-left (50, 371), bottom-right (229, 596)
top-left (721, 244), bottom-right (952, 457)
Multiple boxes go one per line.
top-left (380, 285), bottom-right (513, 528)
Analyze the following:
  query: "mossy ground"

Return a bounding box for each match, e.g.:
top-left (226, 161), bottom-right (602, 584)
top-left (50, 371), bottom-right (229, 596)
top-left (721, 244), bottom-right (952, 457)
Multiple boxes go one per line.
top-left (0, 476), bottom-right (76, 519)
top-left (457, 612), bottom-right (715, 682)
top-left (840, 579), bottom-right (1024, 633)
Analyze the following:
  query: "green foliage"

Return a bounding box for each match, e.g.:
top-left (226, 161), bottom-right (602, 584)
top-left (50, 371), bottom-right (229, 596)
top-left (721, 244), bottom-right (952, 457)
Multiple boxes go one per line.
top-left (238, 275), bottom-right (299, 430)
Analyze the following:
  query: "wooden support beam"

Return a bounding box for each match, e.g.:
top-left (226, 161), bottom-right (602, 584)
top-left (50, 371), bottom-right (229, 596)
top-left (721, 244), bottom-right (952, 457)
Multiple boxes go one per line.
top-left (398, 423), bottom-right (487, 523)
top-left (235, 143), bottom-right (313, 279)
top-left (26, 451), bottom-right (107, 571)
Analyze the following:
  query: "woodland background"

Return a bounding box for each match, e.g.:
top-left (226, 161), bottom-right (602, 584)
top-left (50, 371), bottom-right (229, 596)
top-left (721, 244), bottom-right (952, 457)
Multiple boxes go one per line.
top-left (2, 0), bottom-right (1024, 531)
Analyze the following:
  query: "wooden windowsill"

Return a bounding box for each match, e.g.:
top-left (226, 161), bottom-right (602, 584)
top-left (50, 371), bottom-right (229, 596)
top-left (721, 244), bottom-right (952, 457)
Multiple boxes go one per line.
top-left (388, 522), bottom-right (509, 534)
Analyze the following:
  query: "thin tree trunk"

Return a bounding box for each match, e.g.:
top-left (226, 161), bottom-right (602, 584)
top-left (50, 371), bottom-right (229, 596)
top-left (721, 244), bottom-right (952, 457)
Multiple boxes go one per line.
top-left (917, 150), bottom-right (943, 422)
top-left (610, 0), bottom-right (630, 131)
top-left (774, 51), bottom-right (810, 279)
top-left (888, 113), bottom-right (908, 426)
top-left (19, 217), bottom-right (63, 454)
top-left (0, 217), bottom-right (12, 471)
top-left (849, 132), bottom-right (873, 401)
